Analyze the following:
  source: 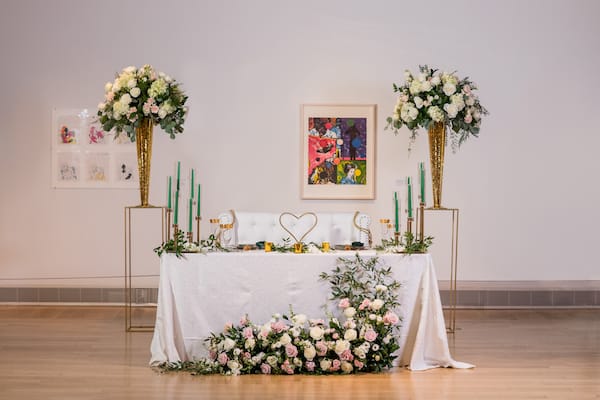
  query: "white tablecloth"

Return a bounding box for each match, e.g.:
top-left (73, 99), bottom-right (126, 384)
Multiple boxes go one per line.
top-left (150, 251), bottom-right (473, 371)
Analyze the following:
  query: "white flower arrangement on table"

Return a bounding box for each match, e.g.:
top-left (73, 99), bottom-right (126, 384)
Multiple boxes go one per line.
top-left (160, 255), bottom-right (401, 375)
top-left (97, 64), bottom-right (188, 141)
top-left (386, 65), bottom-right (488, 149)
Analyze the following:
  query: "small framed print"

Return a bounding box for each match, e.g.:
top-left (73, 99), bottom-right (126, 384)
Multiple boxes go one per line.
top-left (301, 104), bottom-right (376, 199)
top-left (51, 108), bottom-right (138, 189)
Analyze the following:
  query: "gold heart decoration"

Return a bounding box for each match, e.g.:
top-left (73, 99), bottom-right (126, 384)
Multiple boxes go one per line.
top-left (278, 212), bottom-right (318, 243)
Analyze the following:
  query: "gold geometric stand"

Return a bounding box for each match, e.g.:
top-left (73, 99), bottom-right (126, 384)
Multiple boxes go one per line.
top-left (124, 205), bottom-right (167, 332)
top-left (422, 207), bottom-right (459, 334)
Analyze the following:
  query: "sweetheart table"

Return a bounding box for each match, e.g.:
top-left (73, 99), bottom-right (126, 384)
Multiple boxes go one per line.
top-left (150, 251), bottom-right (473, 371)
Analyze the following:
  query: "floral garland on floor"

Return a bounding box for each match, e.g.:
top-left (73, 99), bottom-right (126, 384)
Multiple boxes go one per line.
top-left (159, 254), bottom-right (401, 375)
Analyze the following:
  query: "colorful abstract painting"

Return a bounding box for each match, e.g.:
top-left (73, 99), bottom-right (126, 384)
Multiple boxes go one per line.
top-left (301, 105), bottom-right (375, 199)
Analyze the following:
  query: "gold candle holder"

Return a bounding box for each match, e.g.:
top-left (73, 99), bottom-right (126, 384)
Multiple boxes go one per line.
top-left (394, 231), bottom-right (400, 246)
top-left (195, 216), bottom-right (201, 244)
top-left (264, 242), bottom-right (273, 252)
top-left (293, 242), bottom-right (303, 253)
top-left (322, 242), bottom-right (330, 252)
top-left (166, 209), bottom-right (172, 241)
top-left (187, 231), bottom-right (193, 243)
top-left (173, 224), bottom-right (179, 243)
top-left (406, 217), bottom-right (414, 235)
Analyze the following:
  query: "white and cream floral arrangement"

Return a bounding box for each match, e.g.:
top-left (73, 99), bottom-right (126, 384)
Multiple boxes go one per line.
top-left (97, 64), bottom-right (188, 141)
top-left (387, 65), bottom-right (488, 148)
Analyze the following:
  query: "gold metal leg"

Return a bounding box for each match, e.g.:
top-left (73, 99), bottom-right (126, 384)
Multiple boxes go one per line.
top-left (124, 205), bottom-right (167, 332)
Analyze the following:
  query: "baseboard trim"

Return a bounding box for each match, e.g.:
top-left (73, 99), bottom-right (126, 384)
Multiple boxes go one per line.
top-left (1, 286), bottom-right (598, 308)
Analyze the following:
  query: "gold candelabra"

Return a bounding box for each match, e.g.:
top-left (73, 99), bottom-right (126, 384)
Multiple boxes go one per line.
top-left (195, 216), bottom-right (201, 244)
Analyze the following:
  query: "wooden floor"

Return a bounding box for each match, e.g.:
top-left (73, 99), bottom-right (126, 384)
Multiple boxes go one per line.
top-left (0, 307), bottom-right (598, 400)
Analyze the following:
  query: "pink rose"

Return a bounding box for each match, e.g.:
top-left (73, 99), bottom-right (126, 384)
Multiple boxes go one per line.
top-left (383, 312), bottom-right (400, 325)
top-left (340, 349), bottom-right (354, 361)
top-left (332, 333), bottom-right (339, 340)
top-left (285, 344), bottom-right (298, 358)
top-left (281, 360), bottom-right (294, 375)
top-left (358, 299), bottom-right (371, 310)
top-left (240, 315), bottom-right (249, 326)
top-left (271, 320), bottom-right (286, 333)
top-left (354, 359), bottom-right (364, 369)
top-left (209, 350), bottom-right (217, 360)
top-left (364, 329), bottom-right (378, 342)
top-left (305, 361), bottom-right (315, 372)
top-left (331, 359), bottom-right (341, 372)
top-left (463, 84), bottom-right (472, 94)
top-left (224, 322), bottom-right (233, 332)
top-left (243, 326), bottom-right (254, 339)
top-left (217, 352), bottom-right (228, 365)
top-left (338, 298), bottom-right (350, 309)
top-left (464, 113), bottom-right (473, 124)
top-left (316, 341), bottom-right (328, 356)
top-left (260, 363), bottom-right (271, 374)
top-left (150, 104), bottom-right (159, 114)
top-left (243, 352), bottom-right (251, 360)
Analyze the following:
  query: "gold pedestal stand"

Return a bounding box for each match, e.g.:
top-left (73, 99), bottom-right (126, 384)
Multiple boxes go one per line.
top-left (419, 207), bottom-right (459, 333)
top-left (124, 205), bottom-right (167, 332)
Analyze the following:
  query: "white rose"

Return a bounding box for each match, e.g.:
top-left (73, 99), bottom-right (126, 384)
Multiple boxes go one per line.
top-left (130, 87), bottom-right (141, 98)
top-left (375, 285), bottom-right (388, 292)
top-left (421, 80), bottom-right (432, 92)
top-left (443, 82), bottom-right (457, 96)
top-left (370, 299), bottom-right (384, 311)
top-left (124, 66), bottom-right (136, 73)
top-left (120, 93), bottom-right (132, 105)
top-left (158, 108), bottom-right (168, 119)
top-left (227, 360), bottom-right (240, 370)
top-left (127, 79), bottom-right (136, 89)
top-left (343, 307), bottom-right (356, 318)
top-left (341, 361), bottom-right (353, 373)
top-left (344, 329), bottom-right (357, 341)
top-left (444, 103), bottom-right (459, 119)
top-left (465, 95), bottom-right (475, 106)
top-left (233, 348), bottom-right (241, 356)
top-left (222, 338), bottom-right (235, 351)
top-left (245, 338), bottom-right (256, 350)
top-left (369, 314), bottom-right (377, 321)
top-left (320, 359), bottom-right (332, 371)
top-left (280, 333), bottom-right (292, 345)
top-left (400, 103), bottom-right (418, 123)
top-left (293, 358), bottom-right (302, 367)
top-left (354, 348), bottom-right (366, 359)
top-left (309, 326), bottom-right (324, 340)
top-left (104, 82), bottom-right (113, 93)
top-left (377, 316), bottom-right (383, 323)
top-left (266, 355), bottom-right (278, 366)
top-left (413, 97), bottom-right (424, 109)
top-left (431, 75), bottom-right (441, 86)
top-left (417, 72), bottom-right (427, 82)
top-left (291, 314), bottom-right (307, 326)
top-left (304, 346), bottom-right (316, 360)
top-left (98, 102), bottom-right (106, 111)
top-left (473, 110), bottom-right (481, 120)
top-left (334, 340), bottom-right (350, 355)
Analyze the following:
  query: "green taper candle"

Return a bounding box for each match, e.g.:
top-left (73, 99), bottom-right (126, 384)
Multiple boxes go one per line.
top-left (167, 176), bottom-right (172, 209)
top-left (394, 192), bottom-right (399, 232)
top-left (174, 190), bottom-right (179, 225)
top-left (176, 161), bottom-right (181, 191)
top-left (407, 177), bottom-right (413, 218)
top-left (191, 169), bottom-right (195, 199)
top-left (420, 162), bottom-right (425, 204)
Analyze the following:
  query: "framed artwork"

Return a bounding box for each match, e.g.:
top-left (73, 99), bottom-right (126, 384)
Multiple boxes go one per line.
top-left (301, 104), bottom-right (376, 199)
top-left (52, 108), bottom-right (137, 188)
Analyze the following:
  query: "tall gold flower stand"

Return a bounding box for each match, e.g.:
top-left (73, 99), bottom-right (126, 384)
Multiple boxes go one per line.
top-left (124, 205), bottom-right (168, 332)
top-left (417, 207), bottom-right (459, 333)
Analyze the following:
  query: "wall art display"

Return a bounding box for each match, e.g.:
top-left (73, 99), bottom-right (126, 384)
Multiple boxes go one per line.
top-left (301, 104), bottom-right (376, 199)
top-left (51, 108), bottom-right (137, 188)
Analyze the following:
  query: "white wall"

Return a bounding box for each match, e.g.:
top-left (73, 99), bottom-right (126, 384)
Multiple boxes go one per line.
top-left (1, 0), bottom-right (599, 287)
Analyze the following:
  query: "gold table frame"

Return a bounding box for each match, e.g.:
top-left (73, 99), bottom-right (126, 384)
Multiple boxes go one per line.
top-left (124, 205), bottom-right (167, 332)
top-left (418, 207), bottom-right (459, 333)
